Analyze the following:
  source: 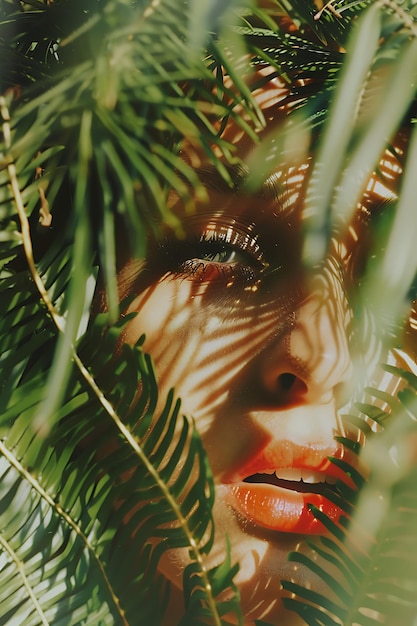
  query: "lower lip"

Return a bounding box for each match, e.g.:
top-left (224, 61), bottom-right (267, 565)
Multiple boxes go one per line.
top-left (227, 483), bottom-right (344, 534)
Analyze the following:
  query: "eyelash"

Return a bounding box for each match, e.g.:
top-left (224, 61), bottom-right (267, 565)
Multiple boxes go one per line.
top-left (158, 229), bottom-right (266, 281)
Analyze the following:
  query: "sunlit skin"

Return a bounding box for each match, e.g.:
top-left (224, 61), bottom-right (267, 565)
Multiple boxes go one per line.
top-left (113, 72), bottom-right (411, 624)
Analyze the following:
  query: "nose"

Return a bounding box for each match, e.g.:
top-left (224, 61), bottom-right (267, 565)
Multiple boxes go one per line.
top-left (260, 273), bottom-right (353, 408)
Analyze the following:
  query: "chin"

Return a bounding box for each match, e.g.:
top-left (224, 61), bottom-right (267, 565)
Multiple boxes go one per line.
top-left (159, 484), bottom-right (335, 625)
top-left (217, 497), bottom-right (334, 625)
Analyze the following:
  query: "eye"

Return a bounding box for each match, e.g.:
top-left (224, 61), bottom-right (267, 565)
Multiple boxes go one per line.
top-left (199, 244), bottom-right (236, 263)
top-left (193, 238), bottom-right (257, 265)
top-left (157, 225), bottom-right (267, 282)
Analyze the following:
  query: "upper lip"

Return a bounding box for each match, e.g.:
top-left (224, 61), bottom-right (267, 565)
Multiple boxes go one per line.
top-left (222, 438), bottom-right (359, 488)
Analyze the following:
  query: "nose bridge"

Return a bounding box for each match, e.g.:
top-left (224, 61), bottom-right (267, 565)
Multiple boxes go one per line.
top-left (259, 258), bottom-right (354, 408)
top-left (291, 268), bottom-right (353, 402)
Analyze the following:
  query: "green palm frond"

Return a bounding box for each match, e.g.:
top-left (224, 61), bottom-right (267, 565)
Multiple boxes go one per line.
top-left (285, 0), bottom-right (371, 46)
top-left (1, 0), bottom-right (266, 429)
top-left (0, 291), bottom-right (241, 623)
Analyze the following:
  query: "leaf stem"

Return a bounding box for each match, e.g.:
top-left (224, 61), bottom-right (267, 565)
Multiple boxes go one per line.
top-left (0, 441), bottom-right (129, 626)
top-left (378, 0), bottom-right (417, 36)
top-left (1, 95), bottom-right (130, 625)
top-left (0, 533), bottom-right (50, 626)
top-left (0, 97), bottom-right (65, 333)
top-left (73, 351), bottom-right (221, 625)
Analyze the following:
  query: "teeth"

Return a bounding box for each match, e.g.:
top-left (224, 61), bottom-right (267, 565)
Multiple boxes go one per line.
top-left (275, 469), bottom-right (303, 481)
top-left (259, 469), bottom-right (337, 484)
top-left (299, 471), bottom-right (327, 484)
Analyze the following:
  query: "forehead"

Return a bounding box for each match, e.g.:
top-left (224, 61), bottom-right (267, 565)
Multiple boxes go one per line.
top-left (168, 148), bottom-right (403, 235)
top-left (168, 162), bottom-right (309, 234)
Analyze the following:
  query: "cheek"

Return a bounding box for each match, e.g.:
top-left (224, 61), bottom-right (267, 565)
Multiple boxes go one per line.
top-left (124, 278), bottom-right (197, 351)
top-left (121, 278), bottom-right (257, 436)
top-left (122, 279), bottom-right (218, 408)
top-left (121, 276), bottom-right (291, 415)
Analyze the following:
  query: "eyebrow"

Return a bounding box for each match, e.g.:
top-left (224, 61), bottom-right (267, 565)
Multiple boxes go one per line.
top-left (194, 163), bottom-right (282, 201)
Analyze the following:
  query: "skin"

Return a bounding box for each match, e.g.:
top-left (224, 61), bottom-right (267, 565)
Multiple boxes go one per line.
top-left (113, 74), bottom-right (410, 624)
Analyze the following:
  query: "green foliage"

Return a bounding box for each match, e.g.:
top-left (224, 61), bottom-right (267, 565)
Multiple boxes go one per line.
top-left (0, 297), bottom-right (239, 623)
top-left (1, 0), bottom-right (417, 624)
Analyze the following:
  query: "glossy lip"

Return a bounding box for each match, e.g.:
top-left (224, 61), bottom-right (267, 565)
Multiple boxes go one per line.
top-left (223, 439), bottom-right (357, 534)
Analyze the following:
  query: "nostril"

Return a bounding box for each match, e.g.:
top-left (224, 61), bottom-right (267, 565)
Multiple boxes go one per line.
top-left (277, 373), bottom-right (308, 397)
top-left (278, 373), bottom-right (297, 391)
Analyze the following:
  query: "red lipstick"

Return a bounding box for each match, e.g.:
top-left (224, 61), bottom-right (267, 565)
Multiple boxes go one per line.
top-left (228, 483), bottom-right (343, 534)
top-left (224, 439), bottom-right (357, 534)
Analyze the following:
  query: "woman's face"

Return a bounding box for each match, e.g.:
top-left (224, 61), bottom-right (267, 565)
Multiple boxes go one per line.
top-left (115, 83), bottom-right (407, 624)
top-left (117, 165), bottom-right (405, 624)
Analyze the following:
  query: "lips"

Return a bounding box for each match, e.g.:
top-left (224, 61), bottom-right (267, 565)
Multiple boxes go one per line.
top-left (224, 440), bottom-right (356, 534)
top-left (228, 475), bottom-right (343, 535)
